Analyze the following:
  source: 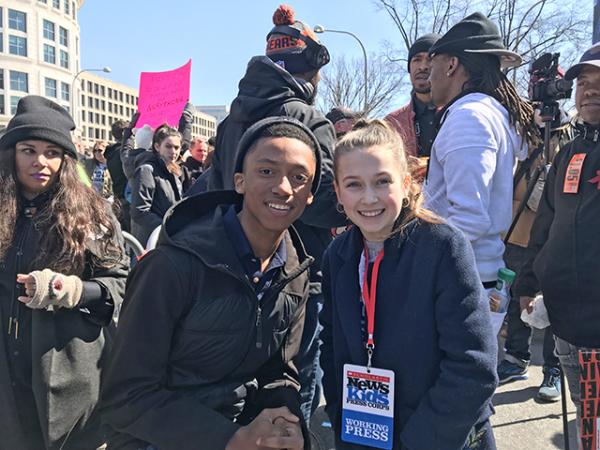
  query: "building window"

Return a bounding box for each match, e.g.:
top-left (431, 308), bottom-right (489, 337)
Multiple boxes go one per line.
top-left (61, 82), bottom-right (70, 101)
top-left (101, 100), bottom-right (105, 110)
top-left (87, 81), bottom-right (92, 92)
top-left (80, 94), bottom-right (84, 105)
top-left (64, 0), bottom-right (70, 15)
top-left (9, 35), bottom-right (27, 56)
top-left (38, 0), bottom-right (48, 3)
top-left (108, 88), bottom-right (112, 98)
top-left (88, 127), bottom-right (93, 138)
top-left (95, 113), bottom-right (99, 123)
top-left (119, 92), bottom-right (123, 102)
top-left (59, 27), bottom-right (68, 46)
top-left (0, 32), bottom-right (3, 53)
top-left (8, 10), bottom-right (26, 32)
top-left (53, 0), bottom-right (60, 9)
top-left (60, 50), bottom-right (69, 69)
top-left (72, 2), bottom-right (76, 20)
top-left (0, 70), bottom-right (4, 89)
top-left (11, 96), bottom-right (21, 114)
top-left (94, 83), bottom-right (98, 95)
top-left (88, 111), bottom-right (93, 123)
top-left (94, 98), bottom-right (99, 109)
top-left (45, 78), bottom-right (57, 98)
top-left (119, 105), bottom-right (123, 115)
top-left (100, 86), bottom-right (105, 96)
top-left (108, 102), bottom-right (112, 113)
top-left (43, 20), bottom-right (55, 40)
top-left (88, 95), bottom-right (92, 107)
top-left (0, 94), bottom-right (4, 115)
top-left (43, 44), bottom-right (55, 64)
top-left (10, 71), bottom-right (28, 92)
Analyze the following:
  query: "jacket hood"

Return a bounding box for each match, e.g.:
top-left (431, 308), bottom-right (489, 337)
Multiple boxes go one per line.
top-left (158, 190), bottom-right (312, 270)
top-left (229, 56), bottom-right (314, 123)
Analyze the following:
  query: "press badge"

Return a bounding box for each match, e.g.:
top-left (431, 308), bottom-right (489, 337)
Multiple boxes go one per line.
top-left (563, 153), bottom-right (587, 194)
top-left (341, 364), bottom-right (395, 449)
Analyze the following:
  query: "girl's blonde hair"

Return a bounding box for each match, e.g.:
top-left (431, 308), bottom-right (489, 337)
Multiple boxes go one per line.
top-left (334, 118), bottom-right (441, 228)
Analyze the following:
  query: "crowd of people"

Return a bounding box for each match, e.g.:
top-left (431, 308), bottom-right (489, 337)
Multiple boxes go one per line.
top-left (0, 4), bottom-right (599, 450)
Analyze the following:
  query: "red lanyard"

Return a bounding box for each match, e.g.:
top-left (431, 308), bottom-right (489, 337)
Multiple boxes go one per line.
top-left (362, 244), bottom-right (384, 369)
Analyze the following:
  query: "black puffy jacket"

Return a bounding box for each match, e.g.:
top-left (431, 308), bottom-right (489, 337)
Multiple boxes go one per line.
top-left (129, 151), bottom-right (189, 246)
top-left (101, 191), bottom-right (313, 450)
top-left (514, 127), bottom-right (600, 347)
top-left (200, 56), bottom-right (346, 281)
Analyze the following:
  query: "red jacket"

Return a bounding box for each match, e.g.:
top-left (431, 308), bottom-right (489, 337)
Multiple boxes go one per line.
top-left (385, 100), bottom-right (418, 157)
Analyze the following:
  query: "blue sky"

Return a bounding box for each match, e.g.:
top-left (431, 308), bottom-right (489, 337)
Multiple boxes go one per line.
top-left (79, 1), bottom-right (401, 107)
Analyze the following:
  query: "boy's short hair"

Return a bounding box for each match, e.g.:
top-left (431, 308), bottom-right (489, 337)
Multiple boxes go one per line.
top-left (111, 120), bottom-right (128, 141)
top-left (233, 117), bottom-right (322, 194)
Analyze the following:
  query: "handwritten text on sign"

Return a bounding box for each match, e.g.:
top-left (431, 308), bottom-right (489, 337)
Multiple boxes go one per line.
top-left (580, 350), bottom-right (600, 450)
top-left (137, 60), bottom-right (191, 129)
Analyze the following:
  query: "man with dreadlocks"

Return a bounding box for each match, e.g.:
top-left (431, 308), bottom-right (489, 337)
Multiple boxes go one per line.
top-left (424, 12), bottom-right (540, 293)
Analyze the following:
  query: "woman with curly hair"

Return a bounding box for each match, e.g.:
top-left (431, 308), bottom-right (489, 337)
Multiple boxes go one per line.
top-left (0, 96), bottom-right (128, 449)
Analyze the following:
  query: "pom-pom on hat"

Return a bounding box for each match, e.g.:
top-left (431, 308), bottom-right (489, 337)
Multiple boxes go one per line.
top-left (266, 4), bottom-right (330, 74)
top-left (0, 95), bottom-right (78, 158)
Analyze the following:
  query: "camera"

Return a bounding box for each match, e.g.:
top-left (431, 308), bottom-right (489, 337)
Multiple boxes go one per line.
top-left (529, 53), bottom-right (573, 103)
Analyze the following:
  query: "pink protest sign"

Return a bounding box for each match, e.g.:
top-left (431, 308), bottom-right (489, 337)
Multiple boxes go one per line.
top-left (137, 59), bottom-right (192, 129)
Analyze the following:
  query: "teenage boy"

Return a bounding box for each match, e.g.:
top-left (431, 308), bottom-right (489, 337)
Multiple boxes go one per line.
top-left (100, 117), bottom-right (321, 450)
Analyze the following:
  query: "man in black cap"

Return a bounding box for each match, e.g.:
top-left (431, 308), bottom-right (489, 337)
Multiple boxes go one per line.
top-left (386, 33), bottom-right (440, 158)
top-left (424, 12), bottom-right (540, 293)
top-left (512, 43), bottom-right (600, 441)
top-left (193, 4), bottom-right (346, 423)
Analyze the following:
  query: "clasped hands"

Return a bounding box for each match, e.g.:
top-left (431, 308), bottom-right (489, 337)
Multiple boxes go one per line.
top-left (226, 406), bottom-right (304, 450)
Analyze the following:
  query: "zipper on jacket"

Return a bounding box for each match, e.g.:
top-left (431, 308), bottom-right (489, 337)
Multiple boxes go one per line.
top-left (255, 303), bottom-right (263, 349)
top-left (8, 219), bottom-right (32, 340)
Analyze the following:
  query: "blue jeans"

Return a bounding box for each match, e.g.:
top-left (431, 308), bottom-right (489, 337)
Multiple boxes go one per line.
top-left (296, 290), bottom-right (323, 423)
top-left (554, 337), bottom-right (585, 450)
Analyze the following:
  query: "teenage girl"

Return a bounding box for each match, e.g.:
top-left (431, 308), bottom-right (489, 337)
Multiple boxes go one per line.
top-left (320, 119), bottom-right (498, 450)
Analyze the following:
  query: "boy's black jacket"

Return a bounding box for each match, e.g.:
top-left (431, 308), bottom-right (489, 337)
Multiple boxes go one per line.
top-left (101, 190), bottom-right (313, 450)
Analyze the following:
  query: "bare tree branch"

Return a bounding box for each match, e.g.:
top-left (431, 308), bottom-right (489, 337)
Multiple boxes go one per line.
top-left (372, 0), bottom-right (591, 101)
top-left (318, 53), bottom-right (406, 117)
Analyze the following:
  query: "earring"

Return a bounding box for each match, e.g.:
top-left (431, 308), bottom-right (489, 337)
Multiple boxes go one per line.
top-left (402, 198), bottom-right (409, 208)
top-left (336, 203), bottom-right (345, 214)
top-left (446, 72), bottom-right (451, 77)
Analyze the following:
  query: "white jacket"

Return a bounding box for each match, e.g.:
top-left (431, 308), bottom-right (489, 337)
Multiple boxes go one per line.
top-left (424, 93), bottom-right (526, 282)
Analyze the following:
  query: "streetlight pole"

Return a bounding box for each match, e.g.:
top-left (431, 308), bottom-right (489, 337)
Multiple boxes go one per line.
top-left (314, 25), bottom-right (368, 113)
top-left (71, 66), bottom-right (111, 131)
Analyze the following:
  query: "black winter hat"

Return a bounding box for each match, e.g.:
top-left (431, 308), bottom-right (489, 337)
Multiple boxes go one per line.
top-left (407, 33), bottom-right (441, 70)
top-left (234, 116), bottom-right (322, 194)
top-left (0, 95), bottom-right (77, 158)
top-left (429, 12), bottom-right (522, 68)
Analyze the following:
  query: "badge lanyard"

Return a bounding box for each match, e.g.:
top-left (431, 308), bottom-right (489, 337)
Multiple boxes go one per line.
top-left (361, 244), bottom-right (384, 372)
